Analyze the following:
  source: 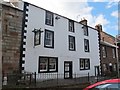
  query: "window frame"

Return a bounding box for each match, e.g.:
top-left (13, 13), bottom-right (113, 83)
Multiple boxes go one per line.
top-left (34, 30), bottom-right (41, 46)
top-left (80, 58), bottom-right (90, 70)
top-left (69, 20), bottom-right (74, 32)
top-left (103, 63), bottom-right (107, 72)
top-left (45, 11), bottom-right (54, 26)
top-left (84, 39), bottom-right (90, 52)
top-left (69, 35), bottom-right (76, 51)
top-left (44, 29), bottom-right (54, 48)
top-left (102, 46), bottom-right (107, 58)
top-left (112, 48), bottom-right (116, 58)
top-left (82, 25), bottom-right (88, 36)
top-left (38, 56), bottom-right (58, 73)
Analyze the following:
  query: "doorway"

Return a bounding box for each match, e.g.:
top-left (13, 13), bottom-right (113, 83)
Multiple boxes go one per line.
top-left (95, 66), bottom-right (100, 76)
top-left (64, 61), bottom-right (72, 79)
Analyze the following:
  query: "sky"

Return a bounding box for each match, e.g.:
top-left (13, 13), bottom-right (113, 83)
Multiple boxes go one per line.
top-left (4, 0), bottom-right (119, 36)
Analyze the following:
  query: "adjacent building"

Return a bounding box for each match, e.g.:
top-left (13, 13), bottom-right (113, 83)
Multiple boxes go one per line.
top-left (1, 2), bottom-right (23, 74)
top-left (95, 24), bottom-right (118, 76)
top-left (21, 2), bottom-right (100, 79)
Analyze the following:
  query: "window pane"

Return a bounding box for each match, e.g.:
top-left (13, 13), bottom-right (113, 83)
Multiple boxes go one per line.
top-left (80, 58), bottom-right (90, 70)
top-left (40, 58), bottom-right (48, 71)
top-left (69, 20), bottom-right (74, 32)
top-left (45, 11), bottom-right (53, 26)
top-left (102, 46), bottom-right (106, 58)
top-left (65, 63), bottom-right (69, 71)
top-left (65, 72), bottom-right (69, 78)
top-left (80, 59), bottom-right (84, 69)
top-left (45, 30), bottom-right (54, 48)
top-left (85, 59), bottom-right (89, 69)
top-left (49, 58), bottom-right (56, 71)
top-left (69, 36), bottom-right (75, 50)
top-left (83, 26), bottom-right (88, 36)
top-left (103, 64), bottom-right (107, 72)
top-left (112, 48), bottom-right (115, 58)
top-left (84, 39), bottom-right (89, 52)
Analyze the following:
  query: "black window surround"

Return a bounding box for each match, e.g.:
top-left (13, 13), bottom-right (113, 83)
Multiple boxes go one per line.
top-left (38, 56), bottom-right (58, 73)
top-left (69, 35), bottom-right (76, 51)
top-left (44, 29), bottom-right (54, 48)
top-left (80, 58), bottom-right (90, 70)
top-left (45, 11), bottom-right (54, 26)
top-left (84, 39), bottom-right (90, 52)
top-left (69, 20), bottom-right (74, 32)
top-left (82, 25), bottom-right (88, 36)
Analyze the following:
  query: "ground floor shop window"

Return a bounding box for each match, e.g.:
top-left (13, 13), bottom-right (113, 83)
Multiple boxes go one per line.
top-left (38, 56), bottom-right (58, 73)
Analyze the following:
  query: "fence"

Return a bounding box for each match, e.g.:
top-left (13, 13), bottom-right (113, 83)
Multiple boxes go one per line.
top-left (2, 72), bottom-right (112, 88)
top-left (2, 72), bottom-right (36, 88)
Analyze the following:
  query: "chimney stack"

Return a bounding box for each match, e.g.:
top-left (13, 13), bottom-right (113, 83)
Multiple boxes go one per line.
top-left (9, 0), bottom-right (21, 7)
top-left (0, 0), bottom-right (3, 3)
top-left (79, 18), bottom-right (87, 25)
top-left (9, 0), bottom-right (23, 10)
top-left (95, 24), bottom-right (102, 32)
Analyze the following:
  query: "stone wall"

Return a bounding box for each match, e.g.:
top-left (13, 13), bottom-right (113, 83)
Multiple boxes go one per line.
top-left (2, 4), bottom-right (23, 74)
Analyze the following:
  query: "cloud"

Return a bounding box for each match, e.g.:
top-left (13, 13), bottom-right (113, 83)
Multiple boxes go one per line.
top-left (92, 0), bottom-right (108, 2)
top-left (92, 14), bottom-right (109, 31)
top-left (106, 0), bottom-right (119, 8)
top-left (95, 14), bottom-right (109, 25)
top-left (23, 0), bottom-right (110, 32)
top-left (111, 10), bottom-right (118, 18)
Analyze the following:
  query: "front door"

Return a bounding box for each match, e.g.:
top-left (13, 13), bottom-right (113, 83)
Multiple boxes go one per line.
top-left (64, 61), bottom-right (72, 79)
top-left (95, 66), bottom-right (100, 76)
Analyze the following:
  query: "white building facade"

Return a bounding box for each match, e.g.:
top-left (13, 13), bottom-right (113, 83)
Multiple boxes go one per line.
top-left (21, 2), bottom-right (100, 79)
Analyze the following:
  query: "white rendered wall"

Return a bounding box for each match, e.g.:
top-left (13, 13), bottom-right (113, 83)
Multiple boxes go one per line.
top-left (24, 4), bottom-right (100, 78)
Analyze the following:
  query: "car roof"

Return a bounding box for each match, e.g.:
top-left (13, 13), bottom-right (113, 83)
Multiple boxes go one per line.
top-left (86, 79), bottom-right (120, 89)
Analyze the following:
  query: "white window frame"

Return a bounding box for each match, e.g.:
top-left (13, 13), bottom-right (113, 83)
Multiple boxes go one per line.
top-left (112, 48), bottom-right (116, 58)
top-left (102, 46), bottom-right (106, 58)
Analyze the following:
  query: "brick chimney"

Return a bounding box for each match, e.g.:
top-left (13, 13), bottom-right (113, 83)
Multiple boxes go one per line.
top-left (95, 24), bottom-right (102, 32)
top-left (79, 18), bottom-right (87, 25)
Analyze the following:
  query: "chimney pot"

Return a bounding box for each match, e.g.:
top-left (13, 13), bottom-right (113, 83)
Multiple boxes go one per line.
top-left (79, 18), bottom-right (87, 25)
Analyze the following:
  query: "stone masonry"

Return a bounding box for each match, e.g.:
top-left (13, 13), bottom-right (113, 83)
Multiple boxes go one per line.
top-left (1, 3), bottom-right (23, 74)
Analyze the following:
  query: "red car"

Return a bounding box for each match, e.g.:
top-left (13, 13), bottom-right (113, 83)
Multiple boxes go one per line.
top-left (83, 79), bottom-right (120, 90)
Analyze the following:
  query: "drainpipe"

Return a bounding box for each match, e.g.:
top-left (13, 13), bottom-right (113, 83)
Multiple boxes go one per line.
top-left (0, 4), bottom-right (2, 90)
top-left (115, 35), bottom-right (119, 78)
